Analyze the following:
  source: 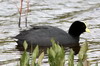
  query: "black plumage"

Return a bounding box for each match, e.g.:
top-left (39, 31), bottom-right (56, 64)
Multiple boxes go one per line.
top-left (15, 21), bottom-right (89, 54)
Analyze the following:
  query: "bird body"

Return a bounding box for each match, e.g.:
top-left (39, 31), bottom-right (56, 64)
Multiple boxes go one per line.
top-left (15, 26), bottom-right (79, 47)
top-left (15, 21), bottom-right (90, 54)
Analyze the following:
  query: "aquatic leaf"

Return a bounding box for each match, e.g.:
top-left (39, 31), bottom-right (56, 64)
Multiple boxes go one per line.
top-left (23, 41), bottom-right (28, 51)
top-left (20, 51), bottom-right (30, 66)
top-left (31, 45), bottom-right (39, 66)
top-left (38, 52), bottom-right (44, 65)
top-left (47, 40), bottom-right (65, 66)
top-left (50, 48), bottom-right (56, 58)
top-left (77, 41), bottom-right (89, 66)
top-left (77, 60), bottom-right (83, 66)
top-left (68, 49), bottom-right (74, 66)
top-left (78, 41), bottom-right (88, 61)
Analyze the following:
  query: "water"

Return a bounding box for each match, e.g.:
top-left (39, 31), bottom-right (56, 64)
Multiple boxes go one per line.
top-left (0, 0), bottom-right (100, 66)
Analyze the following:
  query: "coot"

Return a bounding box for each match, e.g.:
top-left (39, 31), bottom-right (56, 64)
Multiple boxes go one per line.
top-left (15, 21), bottom-right (90, 54)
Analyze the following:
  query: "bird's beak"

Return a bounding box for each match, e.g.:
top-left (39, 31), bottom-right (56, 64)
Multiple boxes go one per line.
top-left (84, 22), bottom-right (90, 32)
top-left (85, 28), bottom-right (90, 32)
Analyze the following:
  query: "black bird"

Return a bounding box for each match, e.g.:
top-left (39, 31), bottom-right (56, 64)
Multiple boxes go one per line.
top-left (15, 21), bottom-right (90, 54)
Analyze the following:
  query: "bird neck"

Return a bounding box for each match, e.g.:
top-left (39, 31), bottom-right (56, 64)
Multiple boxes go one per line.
top-left (68, 30), bottom-right (81, 37)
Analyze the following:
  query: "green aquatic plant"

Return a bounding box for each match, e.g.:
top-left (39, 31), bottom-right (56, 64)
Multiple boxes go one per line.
top-left (31, 45), bottom-right (44, 66)
top-left (20, 41), bottom-right (29, 66)
top-left (19, 40), bottom-right (98, 66)
top-left (47, 39), bottom-right (65, 66)
top-left (20, 41), bottom-right (44, 66)
top-left (77, 41), bottom-right (89, 66)
top-left (68, 49), bottom-right (74, 66)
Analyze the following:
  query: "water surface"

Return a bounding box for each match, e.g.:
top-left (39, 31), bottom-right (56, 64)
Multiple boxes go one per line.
top-left (0, 0), bottom-right (100, 66)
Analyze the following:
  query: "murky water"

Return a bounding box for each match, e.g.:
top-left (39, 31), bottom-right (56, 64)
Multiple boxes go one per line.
top-left (0, 0), bottom-right (100, 66)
